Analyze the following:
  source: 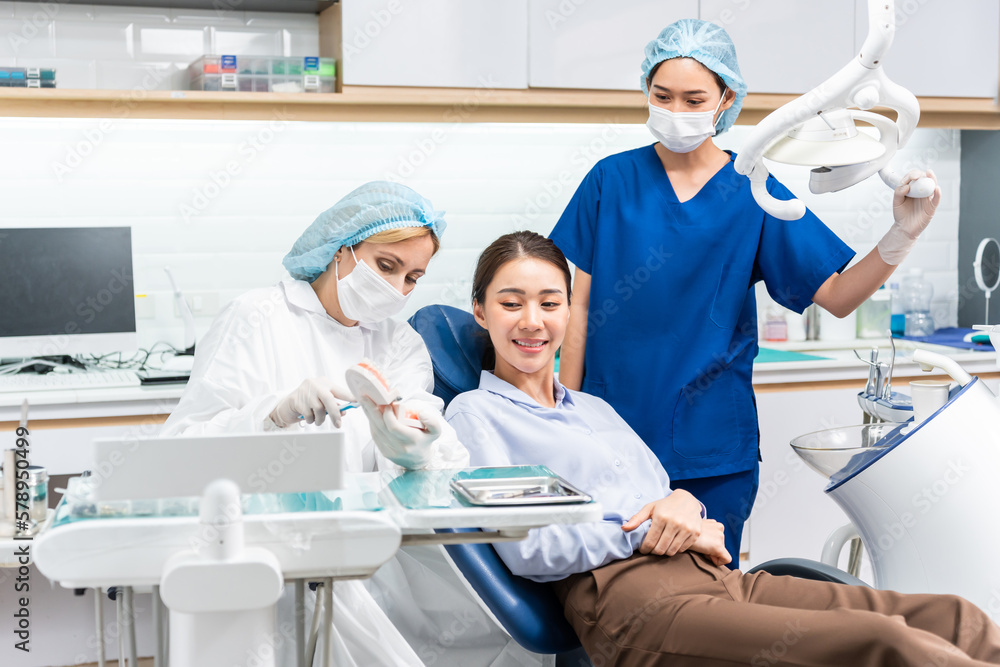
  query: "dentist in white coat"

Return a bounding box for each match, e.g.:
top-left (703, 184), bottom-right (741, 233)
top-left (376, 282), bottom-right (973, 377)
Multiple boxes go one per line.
top-left (163, 181), bottom-right (537, 666)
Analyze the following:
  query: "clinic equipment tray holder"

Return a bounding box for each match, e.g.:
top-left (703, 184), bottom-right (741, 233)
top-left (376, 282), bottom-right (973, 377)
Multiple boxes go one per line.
top-left (450, 468), bottom-right (592, 506)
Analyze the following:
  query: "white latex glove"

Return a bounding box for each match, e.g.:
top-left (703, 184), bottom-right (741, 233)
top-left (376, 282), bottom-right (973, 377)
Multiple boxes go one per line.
top-left (359, 397), bottom-right (443, 470)
top-left (268, 378), bottom-right (354, 429)
top-left (876, 168), bottom-right (942, 265)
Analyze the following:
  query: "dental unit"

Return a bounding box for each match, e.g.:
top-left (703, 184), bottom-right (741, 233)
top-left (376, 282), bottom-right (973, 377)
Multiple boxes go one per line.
top-left (792, 325), bottom-right (1000, 614)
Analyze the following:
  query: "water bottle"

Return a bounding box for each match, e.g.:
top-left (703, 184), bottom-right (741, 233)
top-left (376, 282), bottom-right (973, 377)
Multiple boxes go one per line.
top-left (888, 281), bottom-right (905, 336)
top-left (900, 269), bottom-right (935, 337)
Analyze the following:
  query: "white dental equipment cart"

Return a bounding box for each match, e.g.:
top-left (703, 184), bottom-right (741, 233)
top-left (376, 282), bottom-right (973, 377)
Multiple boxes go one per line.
top-left (30, 432), bottom-right (601, 667)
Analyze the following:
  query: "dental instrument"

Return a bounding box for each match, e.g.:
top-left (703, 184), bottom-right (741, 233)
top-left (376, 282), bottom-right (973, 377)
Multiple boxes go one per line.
top-left (734, 0), bottom-right (936, 221)
top-left (853, 336), bottom-right (913, 424)
top-left (297, 402), bottom-right (359, 420)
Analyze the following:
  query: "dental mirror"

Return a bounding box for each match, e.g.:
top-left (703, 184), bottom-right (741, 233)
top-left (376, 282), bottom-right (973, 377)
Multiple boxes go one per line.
top-left (974, 237), bottom-right (1000, 324)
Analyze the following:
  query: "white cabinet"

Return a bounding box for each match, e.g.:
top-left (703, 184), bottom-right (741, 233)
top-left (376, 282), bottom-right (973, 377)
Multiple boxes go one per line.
top-left (527, 0), bottom-right (697, 90)
top-left (701, 0), bottom-right (857, 94)
top-left (855, 0), bottom-right (999, 98)
top-left (341, 0), bottom-right (529, 89)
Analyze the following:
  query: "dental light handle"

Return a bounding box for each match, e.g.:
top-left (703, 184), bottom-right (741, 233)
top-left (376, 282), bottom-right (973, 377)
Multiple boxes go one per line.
top-left (912, 349), bottom-right (973, 386)
top-left (165, 266), bottom-right (196, 354)
top-left (748, 163), bottom-right (806, 221)
top-left (879, 167), bottom-right (936, 199)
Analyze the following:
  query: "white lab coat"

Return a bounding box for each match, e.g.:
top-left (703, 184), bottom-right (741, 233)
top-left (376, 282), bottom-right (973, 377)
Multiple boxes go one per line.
top-left (162, 279), bottom-right (540, 667)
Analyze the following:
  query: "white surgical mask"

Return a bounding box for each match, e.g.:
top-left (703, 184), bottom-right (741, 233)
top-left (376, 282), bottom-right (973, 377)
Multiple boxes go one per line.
top-left (646, 89), bottom-right (728, 153)
top-left (335, 247), bottom-right (410, 324)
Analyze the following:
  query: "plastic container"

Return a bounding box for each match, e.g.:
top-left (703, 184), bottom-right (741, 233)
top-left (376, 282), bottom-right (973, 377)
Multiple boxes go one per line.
top-left (889, 281), bottom-right (905, 336)
top-left (899, 269), bottom-right (935, 337)
top-left (0, 67), bottom-right (56, 88)
top-left (820, 307), bottom-right (857, 342)
top-left (763, 305), bottom-right (788, 342)
top-left (857, 286), bottom-right (892, 338)
top-left (188, 55), bottom-right (336, 93)
top-left (27, 465), bottom-right (47, 523)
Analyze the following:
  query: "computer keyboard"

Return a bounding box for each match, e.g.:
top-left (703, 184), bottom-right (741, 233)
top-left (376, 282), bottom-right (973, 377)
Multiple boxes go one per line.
top-left (0, 369), bottom-right (141, 393)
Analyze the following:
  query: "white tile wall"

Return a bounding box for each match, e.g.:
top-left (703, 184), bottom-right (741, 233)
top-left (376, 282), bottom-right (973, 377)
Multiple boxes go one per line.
top-left (0, 115), bottom-right (961, 352)
top-left (0, 0), bottom-right (319, 90)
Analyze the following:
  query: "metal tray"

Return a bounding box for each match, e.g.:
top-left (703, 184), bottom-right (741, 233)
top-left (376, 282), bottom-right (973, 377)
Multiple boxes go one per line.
top-left (450, 475), bottom-right (592, 506)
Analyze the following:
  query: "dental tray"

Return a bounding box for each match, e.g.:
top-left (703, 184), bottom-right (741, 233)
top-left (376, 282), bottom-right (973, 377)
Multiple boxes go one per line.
top-left (450, 474), bottom-right (592, 506)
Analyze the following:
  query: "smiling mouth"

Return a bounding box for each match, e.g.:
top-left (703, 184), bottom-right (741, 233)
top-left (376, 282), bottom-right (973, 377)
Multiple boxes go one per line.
top-left (513, 339), bottom-right (547, 351)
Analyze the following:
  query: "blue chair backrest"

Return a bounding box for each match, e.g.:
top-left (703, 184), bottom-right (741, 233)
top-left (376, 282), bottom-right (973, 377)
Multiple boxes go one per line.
top-left (408, 304), bottom-right (487, 406)
top-left (407, 304), bottom-right (583, 655)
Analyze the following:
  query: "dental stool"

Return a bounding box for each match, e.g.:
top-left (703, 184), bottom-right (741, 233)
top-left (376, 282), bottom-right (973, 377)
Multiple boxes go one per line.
top-left (408, 304), bottom-right (868, 665)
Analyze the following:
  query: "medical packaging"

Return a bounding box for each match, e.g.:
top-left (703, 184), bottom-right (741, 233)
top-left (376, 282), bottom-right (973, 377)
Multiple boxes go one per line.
top-left (0, 67), bottom-right (56, 88)
top-left (188, 55), bottom-right (336, 93)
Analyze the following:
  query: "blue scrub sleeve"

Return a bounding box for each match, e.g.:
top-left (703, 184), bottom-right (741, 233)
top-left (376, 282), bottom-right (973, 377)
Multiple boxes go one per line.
top-left (753, 177), bottom-right (856, 314)
top-left (548, 165), bottom-right (604, 275)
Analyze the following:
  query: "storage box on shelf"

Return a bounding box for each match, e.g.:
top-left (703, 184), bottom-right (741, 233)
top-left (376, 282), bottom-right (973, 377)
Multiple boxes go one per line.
top-left (0, 67), bottom-right (56, 89)
top-left (189, 56), bottom-right (336, 94)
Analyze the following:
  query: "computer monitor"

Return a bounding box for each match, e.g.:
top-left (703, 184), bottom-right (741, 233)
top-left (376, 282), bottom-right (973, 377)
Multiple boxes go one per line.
top-left (0, 227), bottom-right (137, 359)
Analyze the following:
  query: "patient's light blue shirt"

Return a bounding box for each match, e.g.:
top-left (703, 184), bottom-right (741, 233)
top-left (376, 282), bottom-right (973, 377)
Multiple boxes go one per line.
top-left (446, 371), bottom-right (680, 583)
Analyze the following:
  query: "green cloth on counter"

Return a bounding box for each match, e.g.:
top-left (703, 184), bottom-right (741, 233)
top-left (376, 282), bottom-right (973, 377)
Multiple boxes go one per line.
top-left (755, 348), bottom-right (832, 363)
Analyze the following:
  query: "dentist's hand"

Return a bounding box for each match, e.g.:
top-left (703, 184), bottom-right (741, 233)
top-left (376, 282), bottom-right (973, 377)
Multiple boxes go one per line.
top-left (269, 378), bottom-right (353, 429)
top-left (691, 519), bottom-right (732, 567)
top-left (877, 169), bottom-right (942, 265)
top-left (623, 489), bottom-right (704, 556)
top-left (359, 397), bottom-right (442, 470)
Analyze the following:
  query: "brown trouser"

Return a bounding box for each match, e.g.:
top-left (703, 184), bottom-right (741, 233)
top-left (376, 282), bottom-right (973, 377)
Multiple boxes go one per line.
top-left (550, 552), bottom-right (1000, 667)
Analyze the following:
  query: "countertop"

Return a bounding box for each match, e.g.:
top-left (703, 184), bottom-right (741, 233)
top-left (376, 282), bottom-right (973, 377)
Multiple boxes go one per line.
top-left (752, 338), bottom-right (999, 385)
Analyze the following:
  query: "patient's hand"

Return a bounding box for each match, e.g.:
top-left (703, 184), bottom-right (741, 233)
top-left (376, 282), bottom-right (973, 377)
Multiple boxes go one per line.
top-left (690, 519), bottom-right (732, 567)
top-left (623, 489), bottom-right (703, 557)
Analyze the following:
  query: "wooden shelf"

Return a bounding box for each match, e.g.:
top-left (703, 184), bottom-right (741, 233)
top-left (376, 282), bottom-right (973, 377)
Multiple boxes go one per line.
top-left (14, 0), bottom-right (335, 13)
top-left (1, 86), bottom-right (998, 128)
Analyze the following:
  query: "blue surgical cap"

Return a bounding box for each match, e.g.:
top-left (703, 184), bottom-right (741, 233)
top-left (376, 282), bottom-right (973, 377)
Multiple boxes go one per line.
top-left (640, 19), bottom-right (747, 135)
top-left (283, 181), bottom-right (446, 282)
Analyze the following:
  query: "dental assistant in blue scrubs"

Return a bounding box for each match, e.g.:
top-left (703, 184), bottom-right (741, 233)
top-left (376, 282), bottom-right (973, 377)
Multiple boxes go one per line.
top-left (549, 19), bottom-right (941, 564)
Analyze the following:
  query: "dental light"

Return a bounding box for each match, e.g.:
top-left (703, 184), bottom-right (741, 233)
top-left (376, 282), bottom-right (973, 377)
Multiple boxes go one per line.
top-left (734, 0), bottom-right (936, 221)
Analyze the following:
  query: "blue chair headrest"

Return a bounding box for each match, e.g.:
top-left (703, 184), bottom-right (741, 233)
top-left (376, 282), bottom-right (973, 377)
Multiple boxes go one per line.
top-left (408, 305), bottom-right (487, 406)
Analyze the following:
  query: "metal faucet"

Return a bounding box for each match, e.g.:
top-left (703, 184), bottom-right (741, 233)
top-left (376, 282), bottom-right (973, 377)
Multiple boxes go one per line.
top-left (854, 334), bottom-right (913, 423)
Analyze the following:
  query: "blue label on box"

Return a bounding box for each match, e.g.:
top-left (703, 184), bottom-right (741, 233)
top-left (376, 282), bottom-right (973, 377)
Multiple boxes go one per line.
top-left (304, 57), bottom-right (319, 71)
top-left (221, 55), bottom-right (238, 70)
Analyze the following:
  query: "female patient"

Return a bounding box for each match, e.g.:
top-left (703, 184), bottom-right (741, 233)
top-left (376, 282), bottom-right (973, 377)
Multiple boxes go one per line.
top-left (445, 231), bottom-right (1000, 667)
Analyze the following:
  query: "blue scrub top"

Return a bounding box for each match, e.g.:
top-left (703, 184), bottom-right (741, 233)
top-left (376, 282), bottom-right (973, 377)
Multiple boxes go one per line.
top-left (550, 145), bottom-right (855, 479)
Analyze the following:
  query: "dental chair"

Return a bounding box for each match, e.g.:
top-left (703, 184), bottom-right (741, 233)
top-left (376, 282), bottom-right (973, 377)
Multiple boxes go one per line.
top-left (408, 304), bottom-right (868, 665)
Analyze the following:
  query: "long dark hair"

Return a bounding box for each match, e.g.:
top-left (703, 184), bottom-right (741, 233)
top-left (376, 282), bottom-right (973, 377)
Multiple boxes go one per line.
top-left (471, 231), bottom-right (573, 369)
